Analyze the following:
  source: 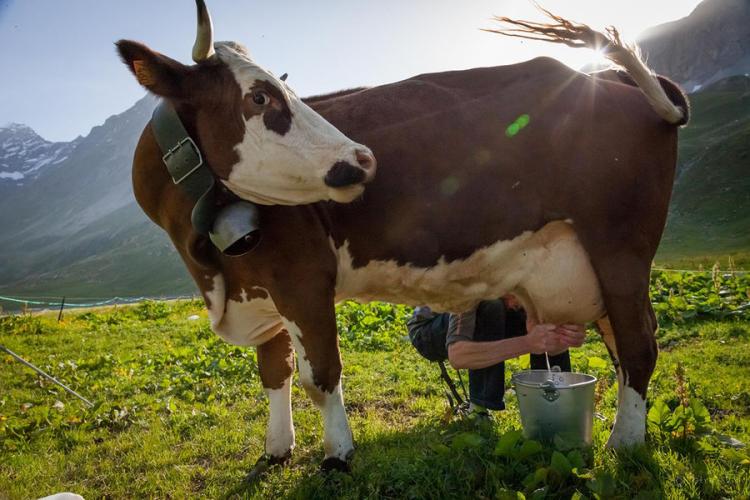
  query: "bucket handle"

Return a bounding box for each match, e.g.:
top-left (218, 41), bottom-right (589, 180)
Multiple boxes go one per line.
top-left (540, 380), bottom-right (560, 402)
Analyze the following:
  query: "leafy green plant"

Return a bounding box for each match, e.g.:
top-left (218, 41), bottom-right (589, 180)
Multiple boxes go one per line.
top-left (0, 314), bottom-right (57, 336)
top-left (132, 300), bottom-right (171, 321)
top-left (648, 398), bottom-right (712, 439)
top-left (650, 268), bottom-right (749, 324)
top-left (336, 301), bottom-right (412, 351)
top-left (648, 364), bottom-right (712, 441)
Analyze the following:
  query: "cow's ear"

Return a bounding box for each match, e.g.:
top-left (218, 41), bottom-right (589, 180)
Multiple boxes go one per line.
top-left (116, 40), bottom-right (189, 99)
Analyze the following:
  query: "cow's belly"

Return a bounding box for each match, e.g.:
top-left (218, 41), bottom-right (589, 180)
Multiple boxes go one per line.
top-left (334, 220), bottom-right (605, 323)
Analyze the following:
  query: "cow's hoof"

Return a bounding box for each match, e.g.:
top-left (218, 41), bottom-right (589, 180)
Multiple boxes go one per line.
top-left (605, 434), bottom-right (645, 450)
top-left (605, 424), bottom-right (646, 449)
top-left (606, 421), bottom-right (646, 449)
top-left (320, 456), bottom-right (350, 473)
top-left (246, 452), bottom-right (291, 482)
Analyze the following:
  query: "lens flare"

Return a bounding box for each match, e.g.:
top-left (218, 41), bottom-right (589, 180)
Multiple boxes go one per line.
top-left (505, 114), bottom-right (531, 138)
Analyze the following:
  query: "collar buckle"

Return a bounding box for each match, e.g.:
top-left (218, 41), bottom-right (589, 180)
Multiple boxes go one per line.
top-left (162, 137), bottom-right (204, 184)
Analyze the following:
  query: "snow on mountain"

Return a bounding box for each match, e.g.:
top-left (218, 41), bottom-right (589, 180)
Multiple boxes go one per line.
top-left (0, 123), bottom-right (81, 184)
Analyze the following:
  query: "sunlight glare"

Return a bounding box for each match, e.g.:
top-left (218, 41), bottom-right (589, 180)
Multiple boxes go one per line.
top-left (590, 49), bottom-right (611, 68)
top-left (477, 0), bottom-right (704, 71)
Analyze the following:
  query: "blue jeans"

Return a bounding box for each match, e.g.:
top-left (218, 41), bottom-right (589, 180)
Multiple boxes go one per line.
top-left (469, 300), bottom-right (572, 410)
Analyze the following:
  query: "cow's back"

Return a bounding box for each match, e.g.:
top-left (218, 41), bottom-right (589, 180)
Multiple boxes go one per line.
top-left (317, 58), bottom-right (680, 268)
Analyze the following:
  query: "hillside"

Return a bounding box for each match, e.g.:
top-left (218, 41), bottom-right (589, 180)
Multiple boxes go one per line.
top-left (0, 96), bottom-right (195, 299)
top-left (657, 75), bottom-right (750, 261)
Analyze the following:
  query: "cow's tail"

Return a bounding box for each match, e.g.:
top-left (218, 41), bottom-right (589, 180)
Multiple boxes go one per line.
top-left (486, 8), bottom-right (689, 126)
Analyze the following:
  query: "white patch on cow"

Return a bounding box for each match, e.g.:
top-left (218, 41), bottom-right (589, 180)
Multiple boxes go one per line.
top-left (597, 316), bottom-right (646, 447)
top-left (203, 273), bottom-right (283, 346)
top-left (204, 273), bottom-right (226, 326)
top-left (265, 378), bottom-right (295, 457)
top-left (317, 382), bottom-right (353, 460)
top-left (607, 382), bottom-right (647, 448)
top-left (283, 319), bottom-right (354, 461)
top-left (215, 42), bottom-right (373, 206)
top-left (334, 220), bottom-right (605, 323)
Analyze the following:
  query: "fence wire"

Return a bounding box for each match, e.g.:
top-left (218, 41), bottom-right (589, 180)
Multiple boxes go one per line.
top-left (0, 294), bottom-right (195, 309)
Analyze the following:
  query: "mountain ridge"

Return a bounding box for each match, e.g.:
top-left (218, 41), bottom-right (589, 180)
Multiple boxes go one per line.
top-left (0, 123), bottom-right (81, 185)
top-left (638, 0), bottom-right (750, 91)
top-left (0, 94), bottom-right (195, 299)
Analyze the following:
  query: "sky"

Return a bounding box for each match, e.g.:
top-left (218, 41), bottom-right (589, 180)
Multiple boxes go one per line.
top-left (0, 0), bottom-right (703, 142)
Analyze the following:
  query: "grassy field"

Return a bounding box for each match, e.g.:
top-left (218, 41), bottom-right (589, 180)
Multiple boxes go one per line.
top-left (1, 273), bottom-right (750, 499)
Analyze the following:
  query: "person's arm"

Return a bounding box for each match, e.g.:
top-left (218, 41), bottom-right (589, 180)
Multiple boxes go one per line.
top-left (448, 335), bottom-right (535, 370)
top-left (448, 322), bottom-right (586, 370)
top-left (526, 317), bottom-right (587, 356)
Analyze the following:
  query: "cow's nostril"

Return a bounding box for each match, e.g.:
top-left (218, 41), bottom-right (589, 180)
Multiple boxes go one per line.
top-left (324, 161), bottom-right (367, 188)
top-left (355, 149), bottom-right (376, 171)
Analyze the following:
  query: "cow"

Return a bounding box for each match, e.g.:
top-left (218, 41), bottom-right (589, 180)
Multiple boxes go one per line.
top-left (117, 1), bottom-right (688, 472)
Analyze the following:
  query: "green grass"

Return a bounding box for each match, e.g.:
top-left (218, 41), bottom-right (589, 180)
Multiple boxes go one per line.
top-left (1, 297), bottom-right (750, 499)
top-left (654, 251), bottom-right (750, 272)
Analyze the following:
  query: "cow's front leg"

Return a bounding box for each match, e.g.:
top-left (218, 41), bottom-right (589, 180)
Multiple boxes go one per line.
top-left (256, 329), bottom-right (296, 464)
top-left (282, 318), bottom-right (354, 471)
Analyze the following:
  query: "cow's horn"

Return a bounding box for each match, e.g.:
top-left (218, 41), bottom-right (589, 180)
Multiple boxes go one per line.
top-left (192, 0), bottom-right (215, 62)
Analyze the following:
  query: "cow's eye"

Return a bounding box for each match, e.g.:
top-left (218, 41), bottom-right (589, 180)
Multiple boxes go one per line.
top-left (252, 90), bottom-right (270, 106)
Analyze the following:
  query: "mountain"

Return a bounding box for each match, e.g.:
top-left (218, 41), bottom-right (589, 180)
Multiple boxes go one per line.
top-left (0, 95), bottom-right (194, 301)
top-left (638, 0), bottom-right (750, 91)
top-left (657, 74), bottom-right (750, 262)
top-left (0, 123), bottom-right (80, 198)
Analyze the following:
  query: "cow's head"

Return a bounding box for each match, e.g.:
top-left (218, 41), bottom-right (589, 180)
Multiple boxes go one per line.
top-left (117, 0), bottom-right (375, 205)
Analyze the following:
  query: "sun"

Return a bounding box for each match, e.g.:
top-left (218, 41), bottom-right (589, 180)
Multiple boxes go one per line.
top-left (589, 49), bottom-right (612, 67)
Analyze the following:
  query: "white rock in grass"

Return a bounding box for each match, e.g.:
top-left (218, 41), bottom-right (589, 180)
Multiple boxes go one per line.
top-left (187, 315), bottom-right (200, 321)
top-left (38, 494), bottom-right (84, 500)
top-left (52, 400), bottom-right (65, 411)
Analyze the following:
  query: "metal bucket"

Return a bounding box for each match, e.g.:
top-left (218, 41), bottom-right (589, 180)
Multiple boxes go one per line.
top-left (512, 370), bottom-right (597, 447)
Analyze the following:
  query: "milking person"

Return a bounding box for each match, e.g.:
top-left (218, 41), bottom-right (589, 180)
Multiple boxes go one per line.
top-left (408, 296), bottom-right (586, 418)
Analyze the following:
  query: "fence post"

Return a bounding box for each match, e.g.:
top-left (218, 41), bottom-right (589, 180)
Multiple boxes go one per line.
top-left (57, 296), bottom-right (66, 322)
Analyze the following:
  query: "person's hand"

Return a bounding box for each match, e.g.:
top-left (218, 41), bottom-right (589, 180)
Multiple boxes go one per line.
top-left (524, 320), bottom-right (560, 355)
top-left (547, 324), bottom-right (586, 355)
top-left (525, 319), bottom-right (586, 355)
top-left (554, 324), bottom-right (586, 347)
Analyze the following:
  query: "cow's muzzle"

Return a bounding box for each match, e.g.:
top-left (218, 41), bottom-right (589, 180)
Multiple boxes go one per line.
top-left (324, 149), bottom-right (377, 188)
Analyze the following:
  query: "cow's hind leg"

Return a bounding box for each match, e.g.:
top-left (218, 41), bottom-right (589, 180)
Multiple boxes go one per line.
top-left (256, 329), bottom-right (295, 464)
top-left (596, 288), bottom-right (657, 448)
top-left (595, 314), bottom-right (650, 447)
top-left (283, 319), bottom-right (354, 471)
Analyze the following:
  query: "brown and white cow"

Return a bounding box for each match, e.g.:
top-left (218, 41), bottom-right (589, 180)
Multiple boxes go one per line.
top-left (118, 2), bottom-right (688, 471)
